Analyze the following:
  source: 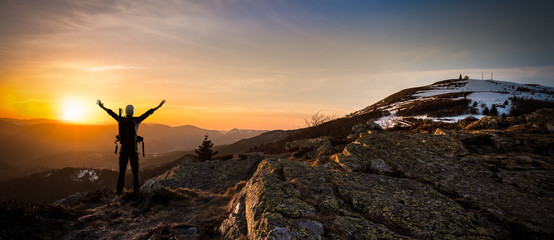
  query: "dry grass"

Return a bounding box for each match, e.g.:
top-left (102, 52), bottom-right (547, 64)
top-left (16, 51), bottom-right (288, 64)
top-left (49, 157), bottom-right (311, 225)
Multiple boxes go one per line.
top-left (0, 200), bottom-right (79, 240)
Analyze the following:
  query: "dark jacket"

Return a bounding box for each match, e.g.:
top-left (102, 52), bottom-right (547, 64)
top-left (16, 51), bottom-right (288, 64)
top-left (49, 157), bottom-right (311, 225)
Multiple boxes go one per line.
top-left (104, 108), bottom-right (155, 153)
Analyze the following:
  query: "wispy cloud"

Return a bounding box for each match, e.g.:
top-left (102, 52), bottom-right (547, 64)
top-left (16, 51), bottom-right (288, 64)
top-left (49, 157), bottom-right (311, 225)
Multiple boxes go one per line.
top-left (85, 65), bottom-right (144, 71)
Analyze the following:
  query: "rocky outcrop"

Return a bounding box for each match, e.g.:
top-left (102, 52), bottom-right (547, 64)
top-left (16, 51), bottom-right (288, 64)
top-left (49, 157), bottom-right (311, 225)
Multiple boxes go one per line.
top-left (465, 108), bottom-right (554, 133)
top-left (348, 121), bottom-right (384, 139)
top-left (285, 137), bottom-right (334, 159)
top-left (221, 157), bottom-right (501, 239)
top-left (220, 128), bottom-right (553, 239)
top-left (142, 155), bottom-right (263, 194)
top-left (336, 132), bottom-right (553, 235)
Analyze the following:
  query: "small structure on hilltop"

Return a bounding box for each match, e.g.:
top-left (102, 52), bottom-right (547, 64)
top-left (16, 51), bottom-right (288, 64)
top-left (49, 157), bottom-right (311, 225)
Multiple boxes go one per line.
top-left (463, 75), bottom-right (469, 80)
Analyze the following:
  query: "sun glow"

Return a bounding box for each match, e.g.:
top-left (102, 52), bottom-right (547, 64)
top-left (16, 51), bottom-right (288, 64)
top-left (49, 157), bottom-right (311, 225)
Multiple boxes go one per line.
top-left (61, 99), bottom-right (88, 123)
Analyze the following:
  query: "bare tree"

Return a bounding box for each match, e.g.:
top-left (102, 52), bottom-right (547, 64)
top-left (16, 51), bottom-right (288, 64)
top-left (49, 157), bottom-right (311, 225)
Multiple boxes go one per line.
top-left (304, 112), bottom-right (336, 127)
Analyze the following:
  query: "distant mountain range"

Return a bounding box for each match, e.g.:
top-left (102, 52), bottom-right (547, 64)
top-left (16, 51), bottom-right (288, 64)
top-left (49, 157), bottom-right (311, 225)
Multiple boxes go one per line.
top-left (0, 119), bottom-right (267, 176)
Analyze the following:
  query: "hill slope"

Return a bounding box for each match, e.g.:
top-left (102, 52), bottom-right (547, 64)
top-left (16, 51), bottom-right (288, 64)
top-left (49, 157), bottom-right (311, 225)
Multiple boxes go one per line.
top-left (350, 79), bottom-right (554, 126)
top-left (223, 79), bottom-right (554, 154)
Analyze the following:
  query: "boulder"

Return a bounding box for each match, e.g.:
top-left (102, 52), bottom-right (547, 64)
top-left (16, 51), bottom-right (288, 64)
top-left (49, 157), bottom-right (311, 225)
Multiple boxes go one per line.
top-left (348, 121), bottom-right (384, 139)
top-left (465, 116), bottom-right (500, 130)
top-left (458, 116), bottom-right (478, 128)
top-left (525, 108), bottom-right (554, 124)
top-left (285, 137), bottom-right (334, 159)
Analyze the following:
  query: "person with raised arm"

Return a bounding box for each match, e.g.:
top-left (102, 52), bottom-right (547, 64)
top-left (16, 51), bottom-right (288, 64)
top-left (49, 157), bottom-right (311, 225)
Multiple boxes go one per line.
top-left (97, 100), bottom-right (165, 194)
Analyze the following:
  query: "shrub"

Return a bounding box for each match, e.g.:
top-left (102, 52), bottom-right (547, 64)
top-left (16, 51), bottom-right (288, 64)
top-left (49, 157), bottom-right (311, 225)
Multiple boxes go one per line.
top-left (305, 112), bottom-right (336, 127)
top-left (510, 98), bottom-right (554, 116)
top-left (490, 106), bottom-right (498, 116)
top-left (482, 107), bottom-right (490, 115)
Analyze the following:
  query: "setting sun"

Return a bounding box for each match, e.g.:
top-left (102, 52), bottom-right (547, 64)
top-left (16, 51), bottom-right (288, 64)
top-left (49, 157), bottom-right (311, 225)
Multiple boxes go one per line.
top-left (61, 99), bottom-right (88, 123)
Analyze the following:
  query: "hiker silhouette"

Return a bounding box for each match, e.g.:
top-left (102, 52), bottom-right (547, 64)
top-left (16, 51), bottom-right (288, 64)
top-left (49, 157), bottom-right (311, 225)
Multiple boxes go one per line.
top-left (97, 99), bottom-right (165, 194)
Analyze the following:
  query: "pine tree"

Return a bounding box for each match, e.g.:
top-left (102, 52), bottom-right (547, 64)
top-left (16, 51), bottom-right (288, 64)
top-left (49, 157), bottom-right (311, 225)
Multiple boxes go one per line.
top-left (482, 107), bottom-right (490, 115)
top-left (490, 106), bottom-right (498, 116)
top-left (195, 135), bottom-right (218, 161)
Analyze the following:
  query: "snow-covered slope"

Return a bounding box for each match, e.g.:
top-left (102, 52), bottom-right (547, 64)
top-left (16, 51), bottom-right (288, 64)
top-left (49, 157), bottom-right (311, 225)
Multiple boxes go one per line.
top-left (350, 79), bottom-right (554, 128)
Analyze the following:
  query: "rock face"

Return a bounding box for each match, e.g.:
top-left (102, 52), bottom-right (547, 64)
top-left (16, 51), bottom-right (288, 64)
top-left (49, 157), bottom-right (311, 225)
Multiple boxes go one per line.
top-left (220, 125), bottom-right (554, 239)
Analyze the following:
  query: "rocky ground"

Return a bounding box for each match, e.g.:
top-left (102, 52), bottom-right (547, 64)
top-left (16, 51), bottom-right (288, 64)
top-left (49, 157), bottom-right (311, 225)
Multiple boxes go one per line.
top-left (2, 109), bottom-right (553, 239)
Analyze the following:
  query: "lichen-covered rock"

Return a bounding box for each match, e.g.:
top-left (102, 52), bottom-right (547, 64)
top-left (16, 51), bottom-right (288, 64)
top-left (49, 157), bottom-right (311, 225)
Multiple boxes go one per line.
top-left (344, 131), bottom-right (554, 236)
top-left (286, 137), bottom-right (334, 159)
top-left (142, 157), bottom-right (260, 193)
top-left (221, 157), bottom-right (504, 239)
top-left (465, 116), bottom-right (500, 130)
top-left (458, 116), bottom-right (479, 128)
top-left (334, 143), bottom-right (393, 174)
top-left (220, 197), bottom-right (248, 239)
top-left (348, 121), bottom-right (384, 139)
top-left (525, 108), bottom-right (554, 124)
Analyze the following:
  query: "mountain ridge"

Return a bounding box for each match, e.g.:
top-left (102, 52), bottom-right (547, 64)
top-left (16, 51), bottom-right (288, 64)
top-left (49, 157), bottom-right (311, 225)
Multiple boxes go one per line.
top-left (0, 119), bottom-right (268, 178)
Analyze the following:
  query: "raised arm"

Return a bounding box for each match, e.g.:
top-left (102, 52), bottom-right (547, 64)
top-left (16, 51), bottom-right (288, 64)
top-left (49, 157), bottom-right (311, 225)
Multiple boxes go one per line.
top-left (153, 100), bottom-right (165, 111)
top-left (97, 100), bottom-right (119, 121)
top-left (137, 100), bottom-right (166, 122)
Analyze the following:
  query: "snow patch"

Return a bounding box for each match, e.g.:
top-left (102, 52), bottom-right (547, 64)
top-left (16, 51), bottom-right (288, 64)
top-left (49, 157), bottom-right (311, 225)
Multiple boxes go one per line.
top-left (72, 169), bottom-right (99, 182)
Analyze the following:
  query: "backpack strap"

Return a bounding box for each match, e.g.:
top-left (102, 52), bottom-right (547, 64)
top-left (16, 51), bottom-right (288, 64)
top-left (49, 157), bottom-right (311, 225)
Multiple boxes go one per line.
top-left (137, 136), bottom-right (145, 157)
top-left (114, 135), bottom-right (120, 154)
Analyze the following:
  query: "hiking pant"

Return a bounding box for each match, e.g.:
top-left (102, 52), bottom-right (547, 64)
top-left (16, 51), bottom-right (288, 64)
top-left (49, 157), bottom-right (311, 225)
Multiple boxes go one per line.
top-left (116, 151), bottom-right (140, 194)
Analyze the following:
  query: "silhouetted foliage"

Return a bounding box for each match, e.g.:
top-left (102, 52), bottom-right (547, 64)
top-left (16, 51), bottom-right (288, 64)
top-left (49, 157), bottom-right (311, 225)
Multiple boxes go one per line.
top-left (510, 97), bottom-right (554, 116)
top-left (482, 107), bottom-right (490, 115)
top-left (490, 106), bottom-right (498, 116)
top-left (305, 112), bottom-right (336, 127)
top-left (195, 135), bottom-right (218, 161)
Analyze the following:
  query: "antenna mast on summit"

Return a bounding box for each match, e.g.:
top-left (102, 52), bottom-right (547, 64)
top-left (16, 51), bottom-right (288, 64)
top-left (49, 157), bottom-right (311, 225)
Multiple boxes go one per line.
top-left (491, 72), bottom-right (493, 80)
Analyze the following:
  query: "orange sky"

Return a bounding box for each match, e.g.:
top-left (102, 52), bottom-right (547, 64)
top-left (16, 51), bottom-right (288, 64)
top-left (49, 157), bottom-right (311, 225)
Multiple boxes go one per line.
top-left (1, 1), bottom-right (552, 130)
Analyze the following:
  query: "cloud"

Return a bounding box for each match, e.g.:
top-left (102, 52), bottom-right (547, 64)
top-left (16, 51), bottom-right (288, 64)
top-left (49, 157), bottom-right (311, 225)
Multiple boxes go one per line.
top-left (85, 65), bottom-right (144, 71)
